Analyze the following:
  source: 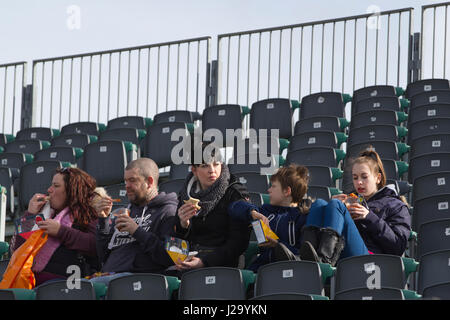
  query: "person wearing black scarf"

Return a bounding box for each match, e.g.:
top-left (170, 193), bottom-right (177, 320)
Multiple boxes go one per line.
top-left (173, 147), bottom-right (251, 271)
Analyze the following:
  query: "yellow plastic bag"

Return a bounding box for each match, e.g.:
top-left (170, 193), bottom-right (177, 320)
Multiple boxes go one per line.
top-left (0, 229), bottom-right (48, 289)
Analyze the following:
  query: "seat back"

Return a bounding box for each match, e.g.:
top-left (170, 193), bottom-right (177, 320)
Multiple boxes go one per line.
top-left (202, 105), bottom-right (244, 143)
top-left (250, 99), bottom-right (293, 139)
top-left (300, 92), bottom-right (346, 119)
top-left (61, 121), bottom-right (104, 136)
top-left (407, 118), bottom-right (450, 145)
top-left (153, 110), bottom-right (194, 125)
top-left (158, 179), bottom-right (184, 195)
top-left (107, 116), bottom-right (148, 130)
top-left (408, 153), bottom-right (450, 183)
top-left (352, 85), bottom-right (399, 104)
top-left (418, 249), bottom-right (450, 294)
top-left (412, 172), bottom-right (450, 203)
top-left (409, 134), bottom-right (450, 159)
top-left (413, 195), bottom-right (450, 232)
top-left (409, 90), bottom-right (450, 109)
top-left (405, 79), bottom-right (450, 99)
top-left (417, 219), bottom-right (450, 259)
top-left (35, 279), bottom-right (96, 300)
top-left (334, 287), bottom-right (405, 300)
top-left (106, 273), bottom-right (171, 300)
top-left (352, 96), bottom-right (401, 115)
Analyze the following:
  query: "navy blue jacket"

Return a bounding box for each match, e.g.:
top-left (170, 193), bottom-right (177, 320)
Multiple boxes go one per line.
top-left (228, 201), bottom-right (308, 271)
top-left (354, 185), bottom-right (411, 255)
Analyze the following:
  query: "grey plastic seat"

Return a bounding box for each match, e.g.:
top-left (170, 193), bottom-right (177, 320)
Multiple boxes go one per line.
top-left (288, 131), bottom-right (347, 151)
top-left (234, 172), bottom-right (270, 194)
top-left (250, 98), bottom-right (297, 139)
top-left (0, 152), bottom-right (32, 170)
top-left (416, 219), bottom-right (450, 260)
top-left (254, 261), bottom-right (324, 296)
top-left (251, 293), bottom-right (314, 300)
top-left (352, 85), bottom-right (402, 104)
top-left (409, 134), bottom-right (450, 159)
top-left (16, 127), bottom-right (59, 142)
top-left (417, 249), bottom-right (450, 294)
top-left (412, 195), bottom-right (450, 233)
top-left (34, 146), bottom-right (82, 166)
top-left (300, 92), bottom-right (350, 119)
top-left (307, 185), bottom-right (341, 202)
top-left (422, 282), bottom-right (450, 300)
top-left (228, 154), bottom-right (280, 175)
top-left (169, 163), bottom-right (191, 180)
top-left (405, 78), bottom-right (450, 99)
top-left (294, 116), bottom-right (349, 135)
top-left (179, 267), bottom-right (247, 300)
top-left (285, 147), bottom-right (345, 168)
top-left (19, 160), bottom-right (64, 211)
top-left (106, 273), bottom-right (173, 300)
top-left (346, 140), bottom-right (409, 161)
top-left (407, 118), bottom-right (450, 145)
top-left (0, 134), bottom-right (14, 149)
top-left (248, 192), bottom-right (265, 207)
top-left (233, 136), bottom-right (282, 159)
top-left (352, 96), bottom-right (404, 115)
top-left (142, 122), bottom-right (190, 168)
top-left (408, 153), bottom-right (450, 183)
top-left (158, 179), bottom-right (184, 194)
top-left (51, 133), bottom-right (97, 149)
top-left (0, 167), bottom-right (15, 214)
top-left (103, 183), bottom-right (129, 208)
top-left (412, 172), bottom-right (450, 203)
top-left (5, 139), bottom-right (49, 155)
top-left (202, 105), bottom-right (247, 145)
top-left (347, 125), bottom-right (407, 147)
top-left (334, 255), bottom-right (407, 297)
top-left (350, 110), bottom-right (408, 130)
top-left (61, 121), bottom-right (105, 136)
top-left (35, 279), bottom-right (96, 300)
top-left (107, 116), bottom-right (151, 130)
top-left (409, 89), bottom-right (450, 109)
top-left (99, 127), bottom-right (145, 146)
top-left (307, 165), bottom-right (343, 188)
top-left (407, 103), bottom-right (450, 125)
top-left (334, 287), bottom-right (405, 300)
top-left (83, 141), bottom-right (129, 186)
top-left (153, 110), bottom-right (195, 125)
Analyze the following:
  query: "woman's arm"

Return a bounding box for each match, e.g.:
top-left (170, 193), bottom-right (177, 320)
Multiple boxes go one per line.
top-left (56, 219), bottom-right (98, 256)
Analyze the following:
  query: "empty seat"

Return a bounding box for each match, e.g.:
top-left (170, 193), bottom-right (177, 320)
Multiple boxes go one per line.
top-left (352, 96), bottom-right (405, 115)
top-left (412, 195), bottom-right (450, 232)
top-left (202, 105), bottom-right (248, 145)
top-left (407, 118), bottom-right (450, 145)
top-left (142, 122), bottom-right (190, 168)
top-left (153, 110), bottom-right (196, 125)
top-left (408, 153), bottom-right (450, 183)
top-left (350, 110), bottom-right (408, 130)
top-left (422, 282), bottom-right (450, 300)
top-left (0, 152), bottom-right (33, 170)
top-left (288, 131), bottom-right (347, 151)
top-left (99, 127), bottom-right (145, 146)
top-left (285, 147), bottom-right (345, 168)
top-left (334, 287), bottom-right (405, 300)
top-left (51, 133), bottom-right (97, 149)
top-left (107, 116), bottom-right (152, 130)
top-left (158, 179), bottom-right (184, 195)
top-left (35, 279), bottom-right (96, 300)
top-left (416, 219), bottom-right (450, 260)
top-left (16, 127), bottom-right (59, 142)
top-left (352, 85), bottom-right (403, 104)
top-left (106, 273), bottom-right (176, 300)
top-left (294, 116), bottom-right (349, 135)
top-left (307, 166), bottom-right (343, 188)
top-left (83, 141), bottom-right (128, 186)
top-left (254, 261), bottom-right (324, 296)
top-left (409, 134), bottom-right (450, 159)
top-left (346, 141), bottom-right (409, 161)
top-left (300, 92), bottom-right (350, 119)
top-left (178, 267), bottom-right (247, 300)
top-left (412, 172), bottom-right (450, 203)
top-left (347, 125), bottom-right (407, 147)
top-left (169, 163), bottom-right (191, 180)
top-left (417, 249), bottom-right (450, 294)
top-left (233, 136), bottom-right (283, 159)
top-left (228, 154), bottom-right (281, 175)
top-left (61, 121), bottom-right (106, 136)
top-left (34, 146), bottom-right (83, 166)
top-left (407, 104), bottom-right (450, 125)
top-left (250, 98), bottom-right (298, 139)
top-left (307, 185), bottom-right (341, 201)
top-left (251, 293), bottom-right (315, 300)
top-left (405, 79), bottom-right (450, 99)
top-left (234, 172), bottom-right (270, 194)
top-left (19, 161), bottom-right (64, 211)
top-left (409, 90), bottom-right (450, 109)
top-left (5, 139), bottom-right (50, 155)
top-left (334, 254), bottom-right (407, 297)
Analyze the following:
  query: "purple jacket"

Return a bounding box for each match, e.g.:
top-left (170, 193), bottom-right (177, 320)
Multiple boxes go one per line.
top-left (355, 185), bottom-right (411, 255)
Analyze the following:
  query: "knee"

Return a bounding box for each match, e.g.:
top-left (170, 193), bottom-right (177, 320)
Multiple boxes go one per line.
top-left (327, 199), bottom-right (347, 214)
top-left (311, 198), bottom-right (328, 209)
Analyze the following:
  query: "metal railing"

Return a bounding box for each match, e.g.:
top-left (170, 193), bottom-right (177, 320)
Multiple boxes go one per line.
top-left (216, 7), bottom-right (414, 108)
top-left (0, 62), bottom-right (27, 135)
top-left (421, 2), bottom-right (450, 79)
top-left (31, 37), bottom-right (211, 129)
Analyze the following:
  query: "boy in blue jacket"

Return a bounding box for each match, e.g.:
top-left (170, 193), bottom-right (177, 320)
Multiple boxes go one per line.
top-left (228, 164), bottom-right (311, 272)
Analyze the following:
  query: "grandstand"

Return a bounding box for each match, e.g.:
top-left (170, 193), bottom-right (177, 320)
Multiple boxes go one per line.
top-left (1, 1), bottom-right (450, 301)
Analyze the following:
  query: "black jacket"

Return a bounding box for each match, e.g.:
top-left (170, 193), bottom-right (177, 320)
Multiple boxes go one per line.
top-left (174, 175), bottom-right (251, 268)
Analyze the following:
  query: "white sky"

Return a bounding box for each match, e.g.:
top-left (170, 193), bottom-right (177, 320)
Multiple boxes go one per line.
top-left (0, 0), bottom-right (443, 66)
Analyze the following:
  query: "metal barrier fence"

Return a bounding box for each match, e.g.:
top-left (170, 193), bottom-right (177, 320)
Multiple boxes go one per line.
top-left (421, 2), bottom-right (450, 79)
top-left (31, 37), bottom-right (211, 129)
top-left (216, 7), bottom-right (413, 109)
top-left (0, 62), bottom-right (27, 135)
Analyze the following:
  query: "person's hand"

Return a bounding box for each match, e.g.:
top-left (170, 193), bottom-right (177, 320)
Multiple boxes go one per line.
top-left (332, 193), bottom-right (348, 203)
top-left (37, 219), bottom-right (61, 236)
top-left (178, 203), bottom-right (199, 229)
top-left (348, 203), bottom-right (370, 220)
top-left (28, 193), bottom-right (49, 214)
top-left (175, 256), bottom-right (204, 270)
top-left (259, 235), bottom-right (279, 248)
top-left (93, 197), bottom-right (113, 218)
top-left (251, 210), bottom-right (270, 227)
top-left (115, 214), bottom-right (139, 235)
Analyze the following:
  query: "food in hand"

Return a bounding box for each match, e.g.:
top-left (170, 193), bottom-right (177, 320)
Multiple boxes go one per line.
top-left (183, 197), bottom-right (201, 210)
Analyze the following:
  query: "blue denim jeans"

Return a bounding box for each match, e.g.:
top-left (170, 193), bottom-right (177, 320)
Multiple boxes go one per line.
top-left (88, 272), bottom-right (134, 286)
top-left (306, 199), bottom-right (369, 259)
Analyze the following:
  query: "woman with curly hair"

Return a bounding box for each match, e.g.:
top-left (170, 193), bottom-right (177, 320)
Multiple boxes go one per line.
top-left (10, 167), bottom-right (99, 286)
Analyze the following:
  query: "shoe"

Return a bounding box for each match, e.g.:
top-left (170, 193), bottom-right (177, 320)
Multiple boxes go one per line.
top-left (272, 242), bottom-right (299, 262)
top-left (316, 227), bottom-right (345, 266)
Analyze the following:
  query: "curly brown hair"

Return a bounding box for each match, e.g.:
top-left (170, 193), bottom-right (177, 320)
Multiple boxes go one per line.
top-left (56, 167), bottom-right (98, 230)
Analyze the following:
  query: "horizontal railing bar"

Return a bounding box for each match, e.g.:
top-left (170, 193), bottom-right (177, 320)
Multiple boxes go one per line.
top-left (0, 62), bottom-right (27, 68)
top-left (422, 1), bottom-right (450, 10)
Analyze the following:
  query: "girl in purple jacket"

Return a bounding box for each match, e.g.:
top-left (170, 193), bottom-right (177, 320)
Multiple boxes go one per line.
top-left (300, 150), bottom-right (411, 266)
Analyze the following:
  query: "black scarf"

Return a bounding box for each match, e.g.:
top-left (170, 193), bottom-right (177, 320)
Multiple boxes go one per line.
top-left (180, 164), bottom-right (231, 218)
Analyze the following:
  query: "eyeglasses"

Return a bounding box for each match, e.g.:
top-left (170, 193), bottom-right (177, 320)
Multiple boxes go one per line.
top-left (59, 167), bottom-right (71, 174)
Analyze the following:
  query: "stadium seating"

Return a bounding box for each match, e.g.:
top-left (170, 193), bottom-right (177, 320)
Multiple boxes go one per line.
top-left (0, 134), bottom-right (15, 149)
top-left (35, 279), bottom-right (96, 300)
top-left (61, 121), bottom-right (106, 136)
top-left (103, 183), bottom-right (128, 209)
top-left (16, 127), bottom-right (60, 142)
top-left (349, 110), bottom-right (408, 130)
top-left (0, 167), bottom-right (15, 214)
top-left (334, 287), bottom-right (406, 300)
top-left (412, 172), bottom-right (450, 203)
top-left (34, 146), bottom-right (83, 167)
top-left (409, 90), bottom-right (450, 109)
top-left (422, 282), bottom-right (450, 300)
top-left (347, 125), bottom-right (407, 147)
top-left (404, 78), bottom-right (450, 99)
top-left (153, 110), bottom-right (199, 125)
top-left (294, 116), bottom-right (349, 135)
top-left (288, 131), bottom-right (347, 150)
top-left (416, 219), bottom-right (450, 260)
top-left (107, 116), bottom-right (152, 130)
top-left (351, 96), bottom-right (407, 116)
top-left (408, 153), bottom-right (450, 183)
top-left (407, 118), bottom-right (450, 145)
top-left (412, 195), bottom-right (450, 233)
top-left (233, 172), bottom-right (270, 194)
top-left (299, 92), bottom-right (351, 119)
top-left (285, 147), bottom-right (345, 168)
top-left (306, 166), bottom-right (343, 188)
top-left (51, 133), bottom-right (97, 149)
top-left (352, 85), bottom-right (404, 104)
top-left (345, 140), bottom-right (409, 161)
top-left (408, 134), bottom-right (450, 159)
top-left (417, 249), bottom-right (450, 295)
top-left (158, 179), bottom-right (184, 194)
top-left (4, 139), bottom-right (50, 155)
top-left (169, 163), bottom-right (191, 180)
top-left (407, 104), bottom-right (450, 125)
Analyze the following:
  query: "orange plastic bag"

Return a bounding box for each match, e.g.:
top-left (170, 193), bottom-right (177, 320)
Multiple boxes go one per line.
top-left (0, 229), bottom-right (48, 289)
